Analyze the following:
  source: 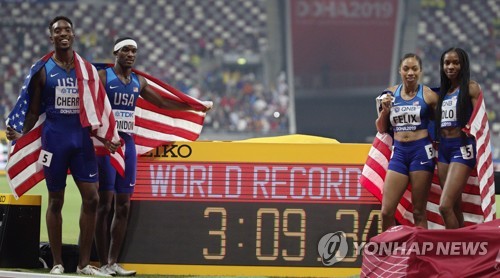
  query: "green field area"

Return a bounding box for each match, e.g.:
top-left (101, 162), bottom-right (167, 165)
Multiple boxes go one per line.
top-left (0, 175), bottom-right (81, 244)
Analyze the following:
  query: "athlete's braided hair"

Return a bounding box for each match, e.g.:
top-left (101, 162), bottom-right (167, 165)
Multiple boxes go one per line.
top-left (435, 47), bottom-right (472, 141)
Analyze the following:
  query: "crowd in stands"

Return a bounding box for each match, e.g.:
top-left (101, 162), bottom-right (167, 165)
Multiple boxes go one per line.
top-left (0, 0), bottom-right (499, 147)
top-left (0, 0), bottom-right (287, 137)
top-left (198, 67), bottom-right (289, 134)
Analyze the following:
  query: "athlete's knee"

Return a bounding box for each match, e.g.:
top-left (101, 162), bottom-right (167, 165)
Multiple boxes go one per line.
top-left (98, 196), bottom-right (113, 212)
top-left (439, 202), bottom-right (454, 217)
top-left (97, 201), bottom-right (112, 215)
top-left (381, 205), bottom-right (395, 220)
top-left (115, 201), bottom-right (131, 219)
top-left (81, 193), bottom-right (100, 211)
top-left (48, 196), bottom-right (64, 213)
top-left (412, 208), bottom-right (426, 223)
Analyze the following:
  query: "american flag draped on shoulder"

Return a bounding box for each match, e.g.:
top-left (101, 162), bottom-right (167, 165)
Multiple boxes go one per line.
top-left (93, 64), bottom-right (208, 155)
top-left (359, 91), bottom-right (496, 229)
top-left (5, 52), bottom-right (124, 199)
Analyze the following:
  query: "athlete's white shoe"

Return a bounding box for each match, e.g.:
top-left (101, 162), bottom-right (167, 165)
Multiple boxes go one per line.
top-left (100, 264), bottom-right (117, 276)
top-left (107, 263), bottom-right (136, 276)
top-left (50, 264), bottom-right (64, 274)
top-left (76, 265), bottom-right (112, 276)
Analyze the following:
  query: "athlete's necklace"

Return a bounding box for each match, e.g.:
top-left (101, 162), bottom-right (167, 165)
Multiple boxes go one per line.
top-left (53, 55), bottom-right (75, 72)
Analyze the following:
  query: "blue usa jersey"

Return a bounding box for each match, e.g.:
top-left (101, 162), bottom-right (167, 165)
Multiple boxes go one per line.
top-left (105, 67), bottom-right (140, 133)
top-left (390, 84), bottom-right (430, 132)
top-left (42, 58), bottom-right (79, 118)
top-left (440, 89), bottom-right (459, 128)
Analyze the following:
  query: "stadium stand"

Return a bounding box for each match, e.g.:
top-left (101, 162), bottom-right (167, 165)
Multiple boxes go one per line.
top-left (0, 0), bottom-right (498, 143)
top-left (0, 0), bottom-right (287, 138)
top-left (416, 0), bottom-right (500, 162)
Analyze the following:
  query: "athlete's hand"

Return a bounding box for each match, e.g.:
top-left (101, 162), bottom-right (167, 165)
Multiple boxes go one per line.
top-left (380, 94), bottom-right (393, 113)
top-left (6, 126), bottom-right (22, 141)
top-left (200, 101), bottom-right (213, 112)
top-left (105, 140), bottom-right (121, 153)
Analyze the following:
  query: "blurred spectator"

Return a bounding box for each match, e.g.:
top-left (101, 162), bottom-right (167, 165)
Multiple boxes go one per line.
top-left (0, 98), bottom-right (7, 130)
top-left (0, 137), bottom-right (7, 170)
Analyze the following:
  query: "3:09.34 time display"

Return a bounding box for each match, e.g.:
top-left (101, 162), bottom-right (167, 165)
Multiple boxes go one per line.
top-left (122, 202), bottom-right (381, 267)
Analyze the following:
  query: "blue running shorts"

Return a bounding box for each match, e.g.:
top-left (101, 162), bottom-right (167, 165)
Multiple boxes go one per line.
top-left (438, 137), bottom-right (476, 168)
top-left (41, 118), bottom-right (98, 192)
top-left (97, 132), bottom-right (137, 194)
top-left (388, 137), bottom-right (436, 175)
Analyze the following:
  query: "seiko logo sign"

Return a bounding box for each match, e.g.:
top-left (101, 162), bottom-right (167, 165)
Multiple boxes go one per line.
top-left (0, 195), bottom-right (6, 203)
top-left (142, 144), bottom-right (192, 158)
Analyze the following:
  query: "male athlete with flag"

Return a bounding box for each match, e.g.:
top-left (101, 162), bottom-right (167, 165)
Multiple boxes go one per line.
top-left (93, 37), bottom-right (212, 276)
top-left (5, 16), bottom-right (118, 276)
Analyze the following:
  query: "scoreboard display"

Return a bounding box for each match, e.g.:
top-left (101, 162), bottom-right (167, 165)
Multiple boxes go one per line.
top-left (120, 135), bottom-right (381, 277)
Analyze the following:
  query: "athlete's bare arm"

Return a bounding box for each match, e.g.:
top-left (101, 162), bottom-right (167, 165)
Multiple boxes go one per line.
top-left (98, 69), bottom-right (107, 86)
top-left (469, 80), bottom-right (481, 109)
top-left (423, 86), bottom-right (439, 110)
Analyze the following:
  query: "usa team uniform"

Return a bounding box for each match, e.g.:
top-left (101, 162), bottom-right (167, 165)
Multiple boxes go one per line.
top-left (438, 89), bottom-right (476, 168)
top-left (387, 84), bottom-right (435, 175)
top-left (41, 58), bottom-right (98, 191)
top-left (97, 68), bottom-right (140, 194)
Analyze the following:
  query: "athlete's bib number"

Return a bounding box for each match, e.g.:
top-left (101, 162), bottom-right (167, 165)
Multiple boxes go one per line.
top-left (55, 86), bottom-right (79, 114)
top-left (460, 144), bottom-right (474, 160)
top-left (425, 143), bottom-right (436, 159)
top-left (441, 97), bottom-right (457, 127)
top-left (114, 109), bottom-right (135, 132)
top-left (38, 150), bottom-right (53, 167)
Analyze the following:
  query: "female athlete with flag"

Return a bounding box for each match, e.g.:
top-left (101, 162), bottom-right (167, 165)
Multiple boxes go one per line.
top-left (435, 47), bottom-right (494, 229)
top-left (375, 53), bottom-right (439, 231)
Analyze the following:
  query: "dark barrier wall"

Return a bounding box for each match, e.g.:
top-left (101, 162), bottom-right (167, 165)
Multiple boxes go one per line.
top-left (295, 94), bottom-right (378, 143)
top-left (0, 194), bottom-right (41, 268)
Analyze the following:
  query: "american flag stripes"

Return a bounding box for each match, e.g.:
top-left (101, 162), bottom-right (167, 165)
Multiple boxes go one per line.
top-left (359, 91), bottom-right (496, 229)
top-left (6, 114), bottom-right (45, 198)
top-left (462, 92), bottom-right (496, 222)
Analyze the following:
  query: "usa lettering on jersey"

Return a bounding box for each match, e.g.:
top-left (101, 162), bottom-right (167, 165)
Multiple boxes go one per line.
top-left (113, 92), bottom-right (135, 107)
